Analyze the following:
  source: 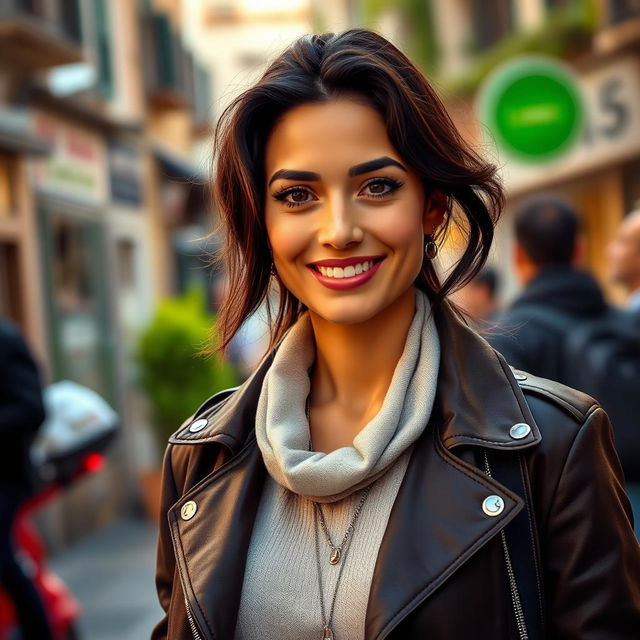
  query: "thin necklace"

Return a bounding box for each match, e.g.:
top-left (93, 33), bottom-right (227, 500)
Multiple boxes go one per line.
top-left (314, 487), bottom-right (371, 564)
top-left (313, 487), bottom-right (371, 639)
top-left (306, 394), bottom-right (373, 637)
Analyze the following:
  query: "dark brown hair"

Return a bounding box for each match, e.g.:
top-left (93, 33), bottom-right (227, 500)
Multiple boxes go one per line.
top-left (515, 195), bottom-right (578, 266)
top-left (213, 29), bottom-right (503, 354)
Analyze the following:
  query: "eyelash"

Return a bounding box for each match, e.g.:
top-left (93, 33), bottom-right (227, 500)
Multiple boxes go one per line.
top-left (272, 177), bottom-right (404, 209)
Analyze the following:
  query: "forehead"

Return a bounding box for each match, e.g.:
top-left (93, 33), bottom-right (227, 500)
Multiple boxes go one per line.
top-left (264, 99), bottom-right (398, 172)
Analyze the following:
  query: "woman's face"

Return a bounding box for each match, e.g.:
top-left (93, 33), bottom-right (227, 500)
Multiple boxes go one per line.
top-left (264, 98), bottom-right (443, 325)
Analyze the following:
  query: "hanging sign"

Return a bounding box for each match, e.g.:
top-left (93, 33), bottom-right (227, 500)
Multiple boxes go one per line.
top-left (478, 56), bottom-right (586, 164)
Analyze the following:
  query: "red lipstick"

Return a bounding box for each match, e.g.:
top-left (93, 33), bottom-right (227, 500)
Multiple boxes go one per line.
top-left (307, 256), bottom-right (385, 291)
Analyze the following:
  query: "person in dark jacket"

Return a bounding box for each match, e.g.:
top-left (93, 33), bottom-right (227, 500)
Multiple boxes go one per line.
top-left (0, 318), bottom-right (54, 639)
top-left (153, 30), bottom-right (640, 639)
top-left (487, 197), bottom-right (608, 382)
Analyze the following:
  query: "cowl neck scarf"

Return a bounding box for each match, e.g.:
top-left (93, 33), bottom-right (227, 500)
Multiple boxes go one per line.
top-left (255, 289), bottom-right (440, 503)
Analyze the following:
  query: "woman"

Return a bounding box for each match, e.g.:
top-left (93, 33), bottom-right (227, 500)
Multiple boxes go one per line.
top-left (152, 30), bottom-right (640, 639)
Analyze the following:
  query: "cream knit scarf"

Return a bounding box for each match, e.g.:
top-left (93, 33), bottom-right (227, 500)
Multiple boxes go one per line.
top-left (255, 289), bottom-right (440, 503)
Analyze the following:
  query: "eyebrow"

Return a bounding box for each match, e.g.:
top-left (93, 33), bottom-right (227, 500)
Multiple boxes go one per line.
top-left (267, 156), bottom-right (407, 187)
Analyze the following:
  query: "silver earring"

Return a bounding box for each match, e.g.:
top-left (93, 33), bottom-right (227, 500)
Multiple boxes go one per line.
top-left (424, 235), bottom-right (438, 260)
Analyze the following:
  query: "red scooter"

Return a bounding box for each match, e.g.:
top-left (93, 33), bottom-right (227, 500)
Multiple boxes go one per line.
top-left (0, 451), bottom-right (108, 640)
top-left (0, 381), bottom-right (118, 640)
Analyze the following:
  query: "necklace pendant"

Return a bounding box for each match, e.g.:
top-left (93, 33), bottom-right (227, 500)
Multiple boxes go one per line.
top-left (329, 547), bottom-right (341, 565)
top-left (323, 626), bottom-right (334, 639)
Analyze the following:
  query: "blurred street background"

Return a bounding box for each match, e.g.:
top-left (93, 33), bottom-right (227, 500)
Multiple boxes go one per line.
top-left (1, 0), bottom-right (639, 638)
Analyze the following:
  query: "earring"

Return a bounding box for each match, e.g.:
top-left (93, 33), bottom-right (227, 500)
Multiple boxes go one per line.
top-left (424, 235), bottom-right (438, 260)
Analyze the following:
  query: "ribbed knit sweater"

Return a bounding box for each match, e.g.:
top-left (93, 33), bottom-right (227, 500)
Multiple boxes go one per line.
top-left (233, 449), bottom-right (412, 639)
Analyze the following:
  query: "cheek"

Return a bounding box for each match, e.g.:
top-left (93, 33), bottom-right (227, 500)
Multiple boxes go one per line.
top-left (375, 208), bottom-right (424, 256)
top-left (266, 217), bottom-right (308, 264)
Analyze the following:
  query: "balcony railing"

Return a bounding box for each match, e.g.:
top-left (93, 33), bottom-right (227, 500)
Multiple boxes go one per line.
top-left (140, 8), bottom-right (212, 121)
top-left (0, 0), bottom-right (84, 69)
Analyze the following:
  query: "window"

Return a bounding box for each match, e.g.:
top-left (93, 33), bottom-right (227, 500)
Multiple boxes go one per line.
top-left (471, 0), bottom-right (515, 51)
top-left (93, 0), bottom-right (113, 98)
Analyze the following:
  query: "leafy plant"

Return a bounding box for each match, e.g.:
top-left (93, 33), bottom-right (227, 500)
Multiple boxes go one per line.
top-left (137, 287), bottom-right (238, 459)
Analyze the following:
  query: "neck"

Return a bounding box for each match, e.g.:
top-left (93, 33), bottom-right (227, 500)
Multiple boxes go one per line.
top-left (308, 287), bottom-right (417, 420)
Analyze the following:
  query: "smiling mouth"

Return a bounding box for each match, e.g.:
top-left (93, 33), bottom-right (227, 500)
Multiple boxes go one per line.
top-left (308, 257), bottom-right (385, 279)
top-left (306, 256), bottom-right (386, 290)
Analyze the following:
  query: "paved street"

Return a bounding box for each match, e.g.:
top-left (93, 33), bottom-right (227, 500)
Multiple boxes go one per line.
top-left (50, 517), bottom-right (163, 640)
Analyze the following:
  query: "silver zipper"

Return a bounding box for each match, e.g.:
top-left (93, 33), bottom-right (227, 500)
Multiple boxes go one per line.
top-left (483, 451), bottom-right (528, 640)
top-left (185, 596), bottom-right (204, 640)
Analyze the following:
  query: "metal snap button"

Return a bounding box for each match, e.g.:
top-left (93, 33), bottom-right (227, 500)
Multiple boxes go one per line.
top-left (510, 423), bottom-right (531, 440)
top-left (513, 371), bottom-right (527, 381)
top-left (482, 495), bottom-right (504, 516)
top-left (189, 418), bottom-right (208, 433)
top-left (181, 501), bottom-right (197, 520)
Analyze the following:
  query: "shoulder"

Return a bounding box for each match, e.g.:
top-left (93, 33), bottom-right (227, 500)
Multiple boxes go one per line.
top-left (511, 368), bottom-right (610, 479)
top-left (161, 386), bottom-right (241, 495)
top-left (510, 368), bottom-right (622, 518)
top-left (513, 368), bottom-right (597, 424)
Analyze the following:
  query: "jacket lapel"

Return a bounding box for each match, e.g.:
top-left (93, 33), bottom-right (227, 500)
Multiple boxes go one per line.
top-left (168, 439), bottom-right (267, 640)
top-left (365, 304), bottom-right (542, 639)
top-left (168, 356), bottom-right (274, 640)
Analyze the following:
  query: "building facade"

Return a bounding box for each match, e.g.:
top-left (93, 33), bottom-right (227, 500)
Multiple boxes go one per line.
top-left (0, 0), bottom-right (213, 547)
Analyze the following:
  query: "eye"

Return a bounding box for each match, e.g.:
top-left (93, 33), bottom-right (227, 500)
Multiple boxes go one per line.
top-left (359, 177), bottom-right (404, 199)
top-left (272, 186), bottom-right (318, 208)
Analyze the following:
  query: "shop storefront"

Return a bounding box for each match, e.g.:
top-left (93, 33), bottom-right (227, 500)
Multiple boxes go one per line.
top-left (497, 55), bottom-right (640, 301)
top-left (32, 110), bottom-right (117, 405)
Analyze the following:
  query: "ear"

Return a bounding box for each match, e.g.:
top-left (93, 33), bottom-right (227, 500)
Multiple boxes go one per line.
top-left (422, 190), bottom-right (447, 234)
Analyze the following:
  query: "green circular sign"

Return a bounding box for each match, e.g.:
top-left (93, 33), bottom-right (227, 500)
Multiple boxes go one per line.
top-left (478, 57), bottom-right (585, 163)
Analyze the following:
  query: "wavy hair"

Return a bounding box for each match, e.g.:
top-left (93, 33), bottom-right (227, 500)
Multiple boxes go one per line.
top-left (212, 29), bottom-right (503, 354)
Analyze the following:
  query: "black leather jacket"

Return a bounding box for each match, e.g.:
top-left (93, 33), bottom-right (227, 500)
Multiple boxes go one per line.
top-left (152, 302), bottom-right (640, 639)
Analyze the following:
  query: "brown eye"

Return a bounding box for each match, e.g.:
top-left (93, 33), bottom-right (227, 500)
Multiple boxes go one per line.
top-left (272, 185), bottom-right (318, 208)
top-left (360, 178), bottom-right (403, 199)
top-left (369, 182), bottom-right (386, 194)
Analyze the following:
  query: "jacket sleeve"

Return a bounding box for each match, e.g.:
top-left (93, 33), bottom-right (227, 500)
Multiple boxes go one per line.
top-left (544, 405), bottom-right (640, 638)
top-left (0, 325), bottom-right (45, 438)
top-left (151, 444), bottom-right (181, 640)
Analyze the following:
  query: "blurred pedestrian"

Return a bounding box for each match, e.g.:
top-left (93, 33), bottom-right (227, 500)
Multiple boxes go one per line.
top-left (448, 266), bottom-right (500, 325)
top-left (153, 32), bottom-right (640, 640)
top-left (490, 197), bottom-right (640, 537)
top-left (608, 206), bottom-right (640, 313)
top-left (606, 207), bottom-right (640, 535)
top-left (0, 318), bottom-right (54, 639)
top-left (488, 196), bottom-right (607, 381)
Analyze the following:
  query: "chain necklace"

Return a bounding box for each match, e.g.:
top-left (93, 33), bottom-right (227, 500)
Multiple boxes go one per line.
top-left (314, 487), bottom-right (371, 564)
top-left (313, 487), bottom-right (372, 639)
top-left (306, 394), bottom-right (373, 638)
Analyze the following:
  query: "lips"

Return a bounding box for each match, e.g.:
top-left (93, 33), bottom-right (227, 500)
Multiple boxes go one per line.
top-left (307, 256), bottom-right (385, 291)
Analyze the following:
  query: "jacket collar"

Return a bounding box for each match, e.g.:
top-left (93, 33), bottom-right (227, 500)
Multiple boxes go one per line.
top-left (172, 300), bottom-right (541, 453)
top-left (169, 301), bottom-right (541, 640)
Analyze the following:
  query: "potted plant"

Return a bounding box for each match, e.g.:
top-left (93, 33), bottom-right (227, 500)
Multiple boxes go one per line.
top-left (136, 287), bottom-right (238, 521)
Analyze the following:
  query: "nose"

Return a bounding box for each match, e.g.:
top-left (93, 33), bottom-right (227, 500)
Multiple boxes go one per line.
top-left (316, 195), bottom-right (363, 249)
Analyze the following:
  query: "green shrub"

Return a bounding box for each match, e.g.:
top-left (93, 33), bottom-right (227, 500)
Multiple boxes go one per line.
top-left (137, 287), bottom-right (238, 459)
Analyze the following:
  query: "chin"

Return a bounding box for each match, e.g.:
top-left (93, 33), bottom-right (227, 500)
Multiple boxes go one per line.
top-left (307, 296), bottom-right (395, 326)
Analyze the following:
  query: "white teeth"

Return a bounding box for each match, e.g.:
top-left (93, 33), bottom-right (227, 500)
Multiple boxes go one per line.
top-left (316, 260), bottom-right (376, 279)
